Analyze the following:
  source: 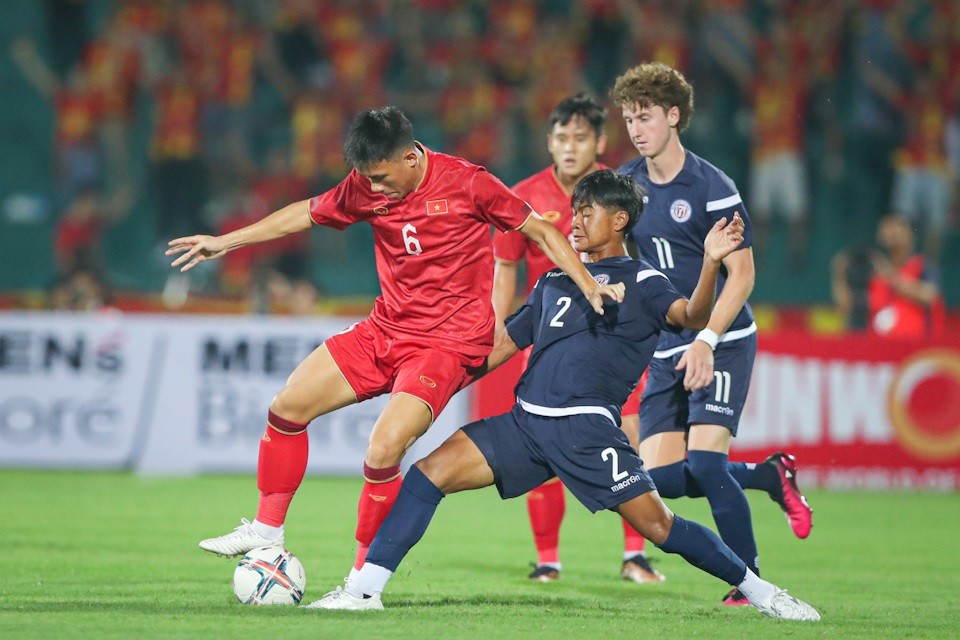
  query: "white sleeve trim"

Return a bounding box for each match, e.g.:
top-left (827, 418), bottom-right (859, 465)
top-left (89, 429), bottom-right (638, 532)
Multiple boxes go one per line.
top-left (637, 269), bottom-right (668, 283)
top-left (514, 210), bottom-right (544, 231)
top-left (705, 193), bottom-right (742, 212)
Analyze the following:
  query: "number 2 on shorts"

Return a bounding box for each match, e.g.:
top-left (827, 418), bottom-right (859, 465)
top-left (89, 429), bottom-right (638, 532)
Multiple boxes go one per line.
top-left (601, 447), bottom-right (629, 482)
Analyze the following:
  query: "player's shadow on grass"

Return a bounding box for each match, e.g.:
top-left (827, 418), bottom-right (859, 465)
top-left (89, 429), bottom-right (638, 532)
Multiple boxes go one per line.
top-left (381, 591), bottom-right (689, 609)
top-left (360, 594), bottom-right (576, 610)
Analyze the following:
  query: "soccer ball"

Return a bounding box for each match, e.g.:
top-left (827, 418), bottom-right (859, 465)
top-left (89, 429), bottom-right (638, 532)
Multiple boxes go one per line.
top-left (232, 546), bottom-right (306, 605)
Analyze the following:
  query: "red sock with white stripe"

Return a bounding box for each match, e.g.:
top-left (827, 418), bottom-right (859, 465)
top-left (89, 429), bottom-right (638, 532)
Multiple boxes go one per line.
top-left (354, 463), bottom-right (402, 570)
top-left (527, 480), bottom-right (565, 566)
top-left (254, 411), bottom-right (309, 529)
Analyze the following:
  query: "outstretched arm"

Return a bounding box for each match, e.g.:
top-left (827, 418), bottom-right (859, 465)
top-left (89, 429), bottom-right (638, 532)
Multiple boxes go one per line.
top-left (666, 213), bottom-right (746, 329)
top-left (166, 199), bottom-right (313, 272)
top-left (518, 216), bottom-right (625, 313)
top-left (668, 213), bottom-right (747, 390)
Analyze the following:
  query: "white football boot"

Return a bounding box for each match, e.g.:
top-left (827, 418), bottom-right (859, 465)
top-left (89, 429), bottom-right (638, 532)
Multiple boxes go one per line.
top-left (304, 585), bottom-right (384, 611)
top-left (198, 519), bottom-right (284, 557)
top-left (754, 589), bottom-right (821, 621)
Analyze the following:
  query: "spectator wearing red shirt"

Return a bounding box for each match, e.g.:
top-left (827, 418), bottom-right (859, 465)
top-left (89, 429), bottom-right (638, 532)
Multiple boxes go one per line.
top-left (53, 186), bottom-right (131, 276)
top-left (11, 38), bottom-right (102, 205)
top-left (868, 214), bottom-right (945, 338)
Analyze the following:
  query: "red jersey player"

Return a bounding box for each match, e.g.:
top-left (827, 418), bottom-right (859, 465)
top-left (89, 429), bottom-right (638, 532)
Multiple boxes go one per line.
top-left (492, 93), bottom-right (662, 585)
top-left (167, 106), bottom-right (623, 583)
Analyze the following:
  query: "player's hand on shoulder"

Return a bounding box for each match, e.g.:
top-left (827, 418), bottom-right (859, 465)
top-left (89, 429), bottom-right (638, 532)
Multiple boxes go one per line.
top-left (704, 212), bottom-right (745, 263)
top-left (588, 282), bottom-right (625, 315)
top-left (166, 235), bottom-right (229, 272)
top-left (675, 340), bottom-right (714, 391)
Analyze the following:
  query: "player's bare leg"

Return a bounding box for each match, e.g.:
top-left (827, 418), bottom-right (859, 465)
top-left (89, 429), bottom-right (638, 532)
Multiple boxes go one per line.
top-left (619, 414), bottom-right (663, 583)
top-left (307, 429), bottom-right (494, 610)
top-left (199, 344), bottom-right (357, 556)
top-left (638, 430), bottom-right (688, 470)
top-left (353, 392), bottom-right (434, 571)
top-left (615, 492), bottom-right (819, 621)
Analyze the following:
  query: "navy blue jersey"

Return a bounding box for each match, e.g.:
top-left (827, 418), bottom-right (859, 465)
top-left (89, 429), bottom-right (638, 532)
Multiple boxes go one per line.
top-left (618, 152), bottom-right (755, 352)
top-left (504, 256), bottom-right (683, 418)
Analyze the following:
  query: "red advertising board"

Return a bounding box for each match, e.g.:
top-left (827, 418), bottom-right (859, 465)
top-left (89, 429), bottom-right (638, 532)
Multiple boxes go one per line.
top-left (469, 332), bottom-right (960, 490)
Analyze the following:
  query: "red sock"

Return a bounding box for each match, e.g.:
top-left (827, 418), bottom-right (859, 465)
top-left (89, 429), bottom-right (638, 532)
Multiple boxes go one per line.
top-left (622, 517), bottom-right (646, 555)
top-left (354, 463), bottom-right (402, 570)
top-left (527, 480), bottom-right (565, 565)
top-left (255, 411), bottom-right (309, 527)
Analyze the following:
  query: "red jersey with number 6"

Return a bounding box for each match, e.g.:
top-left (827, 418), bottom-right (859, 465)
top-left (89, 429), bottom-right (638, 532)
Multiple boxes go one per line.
top-left (308, 144), bottom-right (535, 357)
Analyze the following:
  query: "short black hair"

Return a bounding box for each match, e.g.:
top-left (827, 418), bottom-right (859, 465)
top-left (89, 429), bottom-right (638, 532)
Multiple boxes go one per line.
top-left (343, 106), bottom-right (415, 170)
top-left (549, 92), bottom-right (607, 138)
top-left (571, 169), bottom-right (645, 234)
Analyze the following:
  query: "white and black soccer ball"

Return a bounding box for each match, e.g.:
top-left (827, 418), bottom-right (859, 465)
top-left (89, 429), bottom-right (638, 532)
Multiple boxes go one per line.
top-left (233, 546), bottom-right (306, 605)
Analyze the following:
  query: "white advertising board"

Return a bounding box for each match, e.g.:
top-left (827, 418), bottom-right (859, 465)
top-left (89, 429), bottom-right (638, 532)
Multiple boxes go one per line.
top-left (0, 312), bottom-right (466, 476)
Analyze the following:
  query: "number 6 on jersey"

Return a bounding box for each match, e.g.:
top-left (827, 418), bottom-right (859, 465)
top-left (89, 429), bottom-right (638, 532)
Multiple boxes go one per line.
top-left (402, 223), bottom-right (422, 255)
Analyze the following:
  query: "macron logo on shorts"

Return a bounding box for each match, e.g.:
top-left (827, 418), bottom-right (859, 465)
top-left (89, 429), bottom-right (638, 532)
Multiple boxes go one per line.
top-left (611, 474), bottom-right (642, 493)
top-left (705, 403), bottom-right (734, 416)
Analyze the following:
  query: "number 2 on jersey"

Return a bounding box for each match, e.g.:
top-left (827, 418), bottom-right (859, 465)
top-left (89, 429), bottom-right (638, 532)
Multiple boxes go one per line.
top-left (549, 296), bottom-right (572, 327)
top-left (651, 237), bottom-right (674, 269)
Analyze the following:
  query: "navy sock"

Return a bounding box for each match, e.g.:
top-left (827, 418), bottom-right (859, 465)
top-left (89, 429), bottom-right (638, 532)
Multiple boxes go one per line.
top-left (728, 460), bottom-right (780, 496)
top-left (650, 459), bottom-right (778, 499)
top-left (365, 466), bottom-right (445, 572)
top-left (687, 450), bottom-right (760, 576)
top-left (656, 515), bottom-right (747, 586)
top-left (648, 461), bottom-right (704, 499)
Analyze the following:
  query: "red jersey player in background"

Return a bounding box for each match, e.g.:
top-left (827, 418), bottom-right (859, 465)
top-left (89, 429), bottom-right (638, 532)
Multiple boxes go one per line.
top-left (492, 93), bottom-right (663, 584)
top-left (167, 106), bottom-right (624, 586)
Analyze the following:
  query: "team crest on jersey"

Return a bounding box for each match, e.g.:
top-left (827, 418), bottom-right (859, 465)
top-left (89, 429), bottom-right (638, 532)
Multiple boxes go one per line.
top-left (593, 274), bottom-right (610, 285)
top-left (543, 210), bottom-right (562, 223)
top-left (373, 206), bottom-right (388, 216)
top-left (670, 199), bottom-right (692, 223)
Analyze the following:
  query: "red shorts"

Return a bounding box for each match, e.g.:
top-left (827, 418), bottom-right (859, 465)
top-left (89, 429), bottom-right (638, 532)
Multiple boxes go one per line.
top-left (622, 369), bottom-right (648, 417)
top-left (325, 317), bottom-right (485, 420)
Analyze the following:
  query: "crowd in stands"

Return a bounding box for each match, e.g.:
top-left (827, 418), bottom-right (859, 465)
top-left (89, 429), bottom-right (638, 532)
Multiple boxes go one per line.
top-left (8, 0), bottom-right (960, 327)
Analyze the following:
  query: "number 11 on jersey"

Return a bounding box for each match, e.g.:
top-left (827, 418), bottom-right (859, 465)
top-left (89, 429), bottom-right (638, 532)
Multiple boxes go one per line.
top-left (651, 237), bottom-right (674, 269)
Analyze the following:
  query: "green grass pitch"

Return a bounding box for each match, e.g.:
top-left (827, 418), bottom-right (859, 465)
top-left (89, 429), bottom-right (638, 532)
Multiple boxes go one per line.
top-left (2, 470), bottom-right (959, 639)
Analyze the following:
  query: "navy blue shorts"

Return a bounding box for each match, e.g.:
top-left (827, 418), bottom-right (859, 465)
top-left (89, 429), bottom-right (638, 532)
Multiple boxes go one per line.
top-left (640, 332), bottom-right (757, 439)
top-left (462, 405), bottom-right (657, 513)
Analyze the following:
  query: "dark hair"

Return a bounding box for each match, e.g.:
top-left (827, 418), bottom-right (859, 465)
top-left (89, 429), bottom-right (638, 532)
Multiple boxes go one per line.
top-left (343, 106), bottom-right (415, 170)
top-left (610, 62), bottom-right (695, 132)
top-left (549, 92), bottom-right (607, 138)
top-left (571, 169), bottom-right (645, 234)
